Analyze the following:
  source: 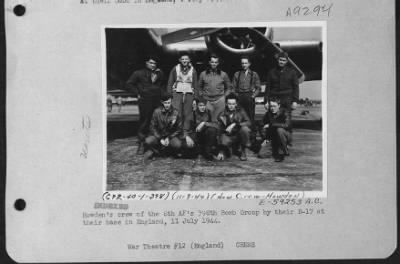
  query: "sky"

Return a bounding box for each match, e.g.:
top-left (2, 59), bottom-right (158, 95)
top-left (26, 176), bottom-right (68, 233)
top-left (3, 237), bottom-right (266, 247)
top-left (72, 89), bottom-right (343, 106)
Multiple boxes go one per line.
top-left (273, 27), bottom-right (322, 41)
top-left (299, 80), bottom-right (322, 100)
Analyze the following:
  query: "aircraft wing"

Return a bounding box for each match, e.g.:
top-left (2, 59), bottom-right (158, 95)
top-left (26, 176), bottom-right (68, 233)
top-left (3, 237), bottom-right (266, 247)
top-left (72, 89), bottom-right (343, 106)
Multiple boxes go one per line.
top-left (161, 28), bottom-right (222, 45)
top-left (162, 27), bottom-right (307, 83)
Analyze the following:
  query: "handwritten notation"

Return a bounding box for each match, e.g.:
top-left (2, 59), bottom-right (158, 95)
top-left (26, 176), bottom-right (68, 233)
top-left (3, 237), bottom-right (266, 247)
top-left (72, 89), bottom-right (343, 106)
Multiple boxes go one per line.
top-left (286, 3), bottom-right (333, 17)
top-left (80, 115), bottom-right (91, 159)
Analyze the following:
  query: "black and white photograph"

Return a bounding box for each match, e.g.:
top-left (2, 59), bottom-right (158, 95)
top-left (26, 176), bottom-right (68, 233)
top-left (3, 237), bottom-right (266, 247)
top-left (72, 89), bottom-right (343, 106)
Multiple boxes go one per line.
top-left (105, 23), bottom-right (326, 193)
top-left (4, 0), bottom-right (397, 262)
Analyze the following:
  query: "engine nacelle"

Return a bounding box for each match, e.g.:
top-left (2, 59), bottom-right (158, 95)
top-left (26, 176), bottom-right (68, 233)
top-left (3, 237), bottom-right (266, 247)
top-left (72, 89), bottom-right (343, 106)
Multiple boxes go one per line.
top-left (205, 27), bottom-right (272, 56)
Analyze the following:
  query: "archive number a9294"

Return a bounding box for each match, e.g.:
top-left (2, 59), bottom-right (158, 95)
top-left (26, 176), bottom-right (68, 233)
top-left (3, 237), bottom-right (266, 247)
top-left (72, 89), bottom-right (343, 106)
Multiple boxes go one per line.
top-left (286, 4), bottom-right (333, 17)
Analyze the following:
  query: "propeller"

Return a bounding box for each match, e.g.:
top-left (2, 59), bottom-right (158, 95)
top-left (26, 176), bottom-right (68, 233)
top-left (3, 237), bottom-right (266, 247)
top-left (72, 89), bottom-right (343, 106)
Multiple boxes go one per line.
top-left (249, 28), bottom-right (306, 83)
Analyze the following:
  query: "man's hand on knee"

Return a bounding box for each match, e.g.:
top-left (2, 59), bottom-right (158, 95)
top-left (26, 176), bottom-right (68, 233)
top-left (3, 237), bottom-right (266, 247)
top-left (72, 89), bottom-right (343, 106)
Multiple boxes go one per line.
top-left (226, 123), bottom-right (236, 134)
top-left (216, 152), bottom-right (225, 161)
top-left (185, 136), bottom-right (194, 148)
top-left (160, 138), bottom-right (170, 147)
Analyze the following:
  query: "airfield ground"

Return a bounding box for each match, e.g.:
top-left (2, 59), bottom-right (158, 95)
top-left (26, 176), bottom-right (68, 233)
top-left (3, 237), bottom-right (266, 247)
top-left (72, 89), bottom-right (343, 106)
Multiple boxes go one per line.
top-left (106, 105), bottom-right (323, 191)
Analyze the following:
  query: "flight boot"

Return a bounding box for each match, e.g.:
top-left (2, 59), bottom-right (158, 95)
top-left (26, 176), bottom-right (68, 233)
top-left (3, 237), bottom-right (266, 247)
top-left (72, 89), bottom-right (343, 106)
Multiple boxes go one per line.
top-left (239, 146), bottom-right (247, 161)
top-left (136, 142), bottom-right (145, 155)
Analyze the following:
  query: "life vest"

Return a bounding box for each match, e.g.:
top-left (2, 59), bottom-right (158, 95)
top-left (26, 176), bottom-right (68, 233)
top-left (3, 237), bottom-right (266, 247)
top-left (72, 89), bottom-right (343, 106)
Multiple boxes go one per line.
top-left (175, 64), bottom-right (194, 94)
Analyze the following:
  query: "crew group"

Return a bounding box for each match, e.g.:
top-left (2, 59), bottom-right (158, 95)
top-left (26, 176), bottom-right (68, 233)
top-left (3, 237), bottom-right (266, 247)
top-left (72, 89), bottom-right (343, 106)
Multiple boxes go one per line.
top-left (125, 52), bottom-right (299, 162)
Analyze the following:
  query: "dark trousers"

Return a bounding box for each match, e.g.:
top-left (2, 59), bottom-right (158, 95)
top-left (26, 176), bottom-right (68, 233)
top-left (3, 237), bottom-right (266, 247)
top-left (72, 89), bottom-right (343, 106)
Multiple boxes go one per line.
top-left (178, 127), bottom-right (218, 158)
top-left (264, 127), bottom-right (291, 157)
top-left (144, 135), bottom-right (181, 156)
top-left (271, 95), bottom-right (293, 123)
top-left (238, 93), bottom-right (255, 124)
top-left (280, 96), bottom-right (292, 110)
top-left (137, 96), bottom-right (160, 142)
top-left (219, 126), bottom-right (251, 156)
top-left (195, 127), bottom-right (218, 156)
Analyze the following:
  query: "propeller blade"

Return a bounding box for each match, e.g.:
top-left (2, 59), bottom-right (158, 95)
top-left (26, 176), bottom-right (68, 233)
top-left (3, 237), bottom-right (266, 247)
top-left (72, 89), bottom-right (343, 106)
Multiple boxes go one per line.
top-left (250, 28), bottom-right (306, 83)
top-left (161, 28), bottom-right (222, 45)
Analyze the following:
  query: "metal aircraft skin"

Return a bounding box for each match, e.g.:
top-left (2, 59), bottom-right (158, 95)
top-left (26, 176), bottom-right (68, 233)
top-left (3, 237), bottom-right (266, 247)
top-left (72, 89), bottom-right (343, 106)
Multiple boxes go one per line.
top-left (105, 27), bottom-right (322, 92)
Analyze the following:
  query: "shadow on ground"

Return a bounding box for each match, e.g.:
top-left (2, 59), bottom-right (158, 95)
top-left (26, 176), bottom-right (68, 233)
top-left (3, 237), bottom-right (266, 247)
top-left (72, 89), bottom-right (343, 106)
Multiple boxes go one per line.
top-left (107, 129), bottom-right (323, 191)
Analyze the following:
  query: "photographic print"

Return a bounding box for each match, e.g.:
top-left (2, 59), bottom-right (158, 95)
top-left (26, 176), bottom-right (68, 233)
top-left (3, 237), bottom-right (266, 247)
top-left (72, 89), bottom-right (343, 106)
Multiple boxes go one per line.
top-left (5, 1), bottom-right (396, 262)
top-left (104, 23), bottom-right (326, 193)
